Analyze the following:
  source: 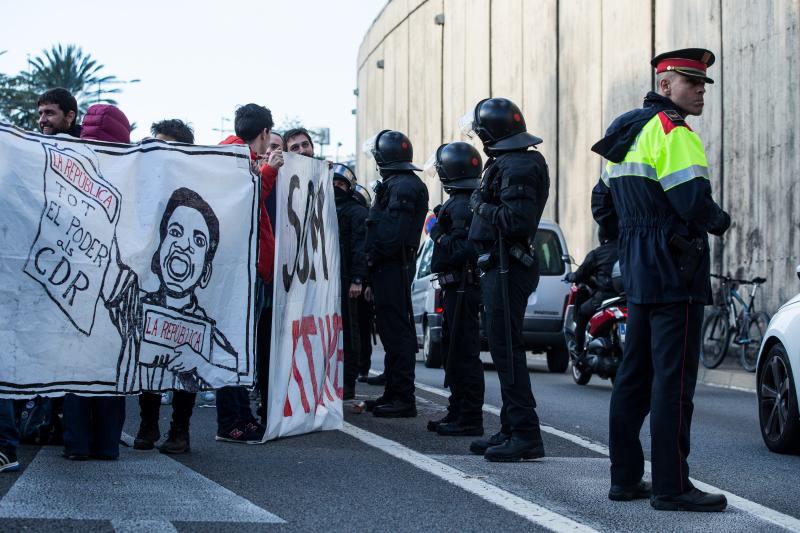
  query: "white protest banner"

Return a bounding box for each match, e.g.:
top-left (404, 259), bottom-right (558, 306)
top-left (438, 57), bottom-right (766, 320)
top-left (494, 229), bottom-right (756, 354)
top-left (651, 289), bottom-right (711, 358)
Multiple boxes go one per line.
top-left (266, 153), bottom-right (342, 440)
top-left (0, 124), bottom-right (257, 397)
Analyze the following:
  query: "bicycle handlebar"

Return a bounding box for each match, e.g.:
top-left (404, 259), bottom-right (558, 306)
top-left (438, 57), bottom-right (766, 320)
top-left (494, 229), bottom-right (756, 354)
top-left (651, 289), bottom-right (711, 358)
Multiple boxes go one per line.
top-left (710, 273), bottom-right (767, 285)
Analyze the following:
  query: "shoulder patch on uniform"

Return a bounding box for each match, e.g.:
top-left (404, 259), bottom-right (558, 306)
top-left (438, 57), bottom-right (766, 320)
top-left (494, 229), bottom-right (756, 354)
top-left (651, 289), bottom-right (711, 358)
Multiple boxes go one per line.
top-left (658, 110), bottom-right (692, 134)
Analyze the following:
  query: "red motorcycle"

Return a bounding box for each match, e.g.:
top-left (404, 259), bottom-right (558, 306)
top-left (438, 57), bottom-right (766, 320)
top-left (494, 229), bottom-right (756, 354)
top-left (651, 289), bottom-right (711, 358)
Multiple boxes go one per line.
top-left (562, 264), bottom-right (627, 385)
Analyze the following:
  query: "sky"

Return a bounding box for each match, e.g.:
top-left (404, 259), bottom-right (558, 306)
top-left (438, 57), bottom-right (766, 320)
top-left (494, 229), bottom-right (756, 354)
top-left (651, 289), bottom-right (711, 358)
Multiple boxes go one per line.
top-left (0, 0), bottom-right (387, 160)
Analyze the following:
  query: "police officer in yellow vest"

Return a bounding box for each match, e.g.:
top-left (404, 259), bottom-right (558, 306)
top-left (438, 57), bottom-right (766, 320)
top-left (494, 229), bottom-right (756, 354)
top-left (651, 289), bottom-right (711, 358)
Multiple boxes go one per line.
top-left (591, 49), bottom-right (731, 511)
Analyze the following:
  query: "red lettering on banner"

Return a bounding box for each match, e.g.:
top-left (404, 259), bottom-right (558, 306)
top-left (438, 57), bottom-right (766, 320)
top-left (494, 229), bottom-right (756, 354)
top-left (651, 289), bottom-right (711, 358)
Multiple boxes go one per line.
top-left (283, 313), bottom-right (344, 417)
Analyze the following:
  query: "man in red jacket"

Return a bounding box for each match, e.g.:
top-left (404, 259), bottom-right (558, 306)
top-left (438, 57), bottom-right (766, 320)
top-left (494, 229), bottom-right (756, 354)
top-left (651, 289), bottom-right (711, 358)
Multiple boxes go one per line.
top-left (216, 103), bottom-right (281, 443)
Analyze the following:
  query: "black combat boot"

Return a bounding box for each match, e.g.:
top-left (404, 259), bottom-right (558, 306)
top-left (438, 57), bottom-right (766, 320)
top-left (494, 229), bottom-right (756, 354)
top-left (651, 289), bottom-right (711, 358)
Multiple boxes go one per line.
top-left (484, 434), bottom-right (545, 462)
top-left (373, 400), bottom-right (417, 418)
top-left (158, 426), bottom-right (190, 454)
top-left (609, 480), bottom-right (652, 501)
top-left (469, 431), bottom-right (510, 455)
top-left (427, 413), bottom-right (457, 432)
top-left (365, 396), bottom-right (390, 412)
top-left (133, 422), bottom-right (160, 451)
top-left (650, 487), bottom-right (727, 512)
top-left (437, 421), bottom-right (484, 437)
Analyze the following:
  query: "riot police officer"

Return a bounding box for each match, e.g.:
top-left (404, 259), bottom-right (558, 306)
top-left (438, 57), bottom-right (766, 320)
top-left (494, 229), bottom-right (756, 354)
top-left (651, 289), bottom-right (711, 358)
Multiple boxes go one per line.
top-left (363, 130), bottom-right (429, 417)
top-left (464, 98), bottom-right (550, 462)
top-left (424, 142), bottom-right (485, 436)
top-left (352, 184), bottom-right (376, 382)
top-left (332, 163), bottom-right (368, 401)
top-left (591, 48), bottom-right (729, 511)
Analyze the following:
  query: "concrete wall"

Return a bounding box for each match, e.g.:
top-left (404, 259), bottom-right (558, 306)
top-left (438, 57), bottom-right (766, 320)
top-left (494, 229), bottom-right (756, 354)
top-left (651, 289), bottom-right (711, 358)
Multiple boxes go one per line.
top-left (356, 0), bottom-right (800, 312)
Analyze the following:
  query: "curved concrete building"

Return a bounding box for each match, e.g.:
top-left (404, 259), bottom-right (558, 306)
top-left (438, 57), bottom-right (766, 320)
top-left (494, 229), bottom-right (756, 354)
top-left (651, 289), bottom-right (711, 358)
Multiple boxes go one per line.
top-left (356, 0), bottom-right (800, 312)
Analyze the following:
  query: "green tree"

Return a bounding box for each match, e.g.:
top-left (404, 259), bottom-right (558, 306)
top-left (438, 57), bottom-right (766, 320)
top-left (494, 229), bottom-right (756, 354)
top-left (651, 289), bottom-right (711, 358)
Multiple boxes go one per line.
top-left (0, 44), bottom-right (126, 130)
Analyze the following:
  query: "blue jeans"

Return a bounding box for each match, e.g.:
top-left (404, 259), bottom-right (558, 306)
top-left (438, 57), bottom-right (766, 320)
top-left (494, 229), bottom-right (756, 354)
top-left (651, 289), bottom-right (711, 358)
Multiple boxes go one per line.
top-left (62, 394), bottom-right (125, 458)
top-left (0, 399), bottom-right (19, 455)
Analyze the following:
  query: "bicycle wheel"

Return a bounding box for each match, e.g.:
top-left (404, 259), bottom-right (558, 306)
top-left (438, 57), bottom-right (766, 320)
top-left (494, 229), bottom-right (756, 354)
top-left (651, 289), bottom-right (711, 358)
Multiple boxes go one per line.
top-left (739, 311), bottom-right (770, 372)
top-left (701, 309), bottom-right (730, 369)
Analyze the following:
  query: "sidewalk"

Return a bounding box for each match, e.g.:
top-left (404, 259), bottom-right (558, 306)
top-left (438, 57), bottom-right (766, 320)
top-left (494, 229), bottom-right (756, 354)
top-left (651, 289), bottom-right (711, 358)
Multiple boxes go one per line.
top-left (697, 360), bottom-right (756, 393)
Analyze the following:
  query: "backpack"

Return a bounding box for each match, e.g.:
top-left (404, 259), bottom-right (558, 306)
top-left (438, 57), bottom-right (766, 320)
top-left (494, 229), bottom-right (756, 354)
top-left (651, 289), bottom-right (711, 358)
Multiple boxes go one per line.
top-left (15, 397), bottom-right (63, 445)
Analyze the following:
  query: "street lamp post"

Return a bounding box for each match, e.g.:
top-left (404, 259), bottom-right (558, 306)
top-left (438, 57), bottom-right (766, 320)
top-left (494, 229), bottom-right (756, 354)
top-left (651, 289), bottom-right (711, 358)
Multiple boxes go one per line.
top-left (95, 78), bottom-right (140, 103)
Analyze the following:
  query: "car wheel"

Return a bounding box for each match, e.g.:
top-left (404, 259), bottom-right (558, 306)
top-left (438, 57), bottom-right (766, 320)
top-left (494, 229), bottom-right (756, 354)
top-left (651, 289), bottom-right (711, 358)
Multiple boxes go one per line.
top-left (547, 340), bottom-right (569, 373)
top-left (423, 319), bottom-right (442, 368)
top-left (701, 308), bottom-right (730, 369)
top-left (758, 344), bottom-right (800, 454)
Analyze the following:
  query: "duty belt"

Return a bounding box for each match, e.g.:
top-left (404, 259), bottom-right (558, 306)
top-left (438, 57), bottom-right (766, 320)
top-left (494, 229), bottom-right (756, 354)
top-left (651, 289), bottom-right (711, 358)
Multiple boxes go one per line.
top-left (436, 265), bottom-right (478, 286)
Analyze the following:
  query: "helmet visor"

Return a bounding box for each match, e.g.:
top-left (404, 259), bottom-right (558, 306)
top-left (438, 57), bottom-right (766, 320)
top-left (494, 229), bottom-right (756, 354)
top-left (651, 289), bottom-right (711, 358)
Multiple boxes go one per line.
top-left (332, 163), bottom-right (356, 185)
top-left (353, 183), bottom-right (373, 206)
top-left (423, 152), bottom-right (439, 180)
top-left (458, 111), bottom-right (477, 139)
top-left (362, 132), bottom-right (381, 158)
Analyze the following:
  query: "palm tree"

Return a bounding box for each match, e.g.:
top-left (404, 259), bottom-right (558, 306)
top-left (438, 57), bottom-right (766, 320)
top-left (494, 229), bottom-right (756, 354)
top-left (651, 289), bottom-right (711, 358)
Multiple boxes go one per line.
top-left (22, 44), bottom-right (122, 112)
top-left (0, 44), bottom-right (129, 130)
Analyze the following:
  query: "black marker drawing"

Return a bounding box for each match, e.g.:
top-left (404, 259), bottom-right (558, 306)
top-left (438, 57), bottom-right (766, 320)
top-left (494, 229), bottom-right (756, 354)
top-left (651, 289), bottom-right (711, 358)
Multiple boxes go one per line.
top-left (24, 142), bottom-right (238, 392)
top-left (102, 187), bottom-right (239, 392)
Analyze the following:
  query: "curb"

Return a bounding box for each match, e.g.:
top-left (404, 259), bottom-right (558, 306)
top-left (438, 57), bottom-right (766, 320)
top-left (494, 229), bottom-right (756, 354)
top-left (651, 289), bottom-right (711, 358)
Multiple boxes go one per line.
top-left (697, 366), bottom-right (756, 393)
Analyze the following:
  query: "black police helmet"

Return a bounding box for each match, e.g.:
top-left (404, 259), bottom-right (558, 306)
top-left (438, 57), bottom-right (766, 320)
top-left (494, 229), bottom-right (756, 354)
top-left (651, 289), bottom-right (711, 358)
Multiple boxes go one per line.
top-left (435, 142), bottom-right (482, 190)
top-left (332, 163), bottom-right (357, 189)
top-left (473, 98), bottom-right (542, 153)
top-left (371, 130), bottom-right (420, 171)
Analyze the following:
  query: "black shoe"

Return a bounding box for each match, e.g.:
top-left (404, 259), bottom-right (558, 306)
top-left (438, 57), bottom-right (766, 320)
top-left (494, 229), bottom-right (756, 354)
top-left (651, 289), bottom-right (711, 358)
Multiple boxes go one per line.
top-left (365, 373), bottom-right (387, 386)
top-left (469, 431), bottom-right (510, 455)
top-left (215, 421), bottom-right (263, 444)
top-left (357, 374), bottom-right (370, 383)
top-left (609, 480), bottom-right (652, 501)
top-left (159, 427), bottom-right (190, 454)
top-left (484, 435), bottom-right (545, 462)
top-left (650, 488), bottom-right (727, 512)
top-left (373, 400), bottom-right (417, 418)
top-left (427, 413), bottom-right (457, 432)
top-left (437, 422), bottom-right (484, 437)
top-left (133, 422), bottom-right (160, 450)
top-left (365, 396), bottom-right (389, 412)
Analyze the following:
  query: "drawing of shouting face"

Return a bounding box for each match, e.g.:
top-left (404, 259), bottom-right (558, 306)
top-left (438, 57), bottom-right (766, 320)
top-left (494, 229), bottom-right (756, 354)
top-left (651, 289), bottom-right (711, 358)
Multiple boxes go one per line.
top-left (152, 188), bottom-right (220, 297)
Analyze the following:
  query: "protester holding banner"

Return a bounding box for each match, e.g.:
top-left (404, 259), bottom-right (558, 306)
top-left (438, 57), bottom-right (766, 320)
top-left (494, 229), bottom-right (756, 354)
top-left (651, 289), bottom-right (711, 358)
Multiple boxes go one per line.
top-left (332, 164), bottom-right (368, 400)
top-left (133, 119), bottom-right (198, 455)
top-left (61, 104), bottom-right (131, 461)
top-left (37, 87), bottom-right (81, 137)
top-left (283, 128), bottom-right (314, 157)
top-left (215, 103), bottom-right (277, 443)
top-left (363, 130), bottom-right (429, 418)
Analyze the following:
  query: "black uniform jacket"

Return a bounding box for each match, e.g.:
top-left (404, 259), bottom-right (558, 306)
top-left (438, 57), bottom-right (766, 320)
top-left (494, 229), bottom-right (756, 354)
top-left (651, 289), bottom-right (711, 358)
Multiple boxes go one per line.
top-left (573, 240), bottom-right (619, 296)
top-left (430, 191), bottom-right (478, 274)
top-left (365, 171), bottom-right (429, 264)
top-left (468, 150), bottom-right (550, 251)
top-left (334, 186), bottom-right (368, 283)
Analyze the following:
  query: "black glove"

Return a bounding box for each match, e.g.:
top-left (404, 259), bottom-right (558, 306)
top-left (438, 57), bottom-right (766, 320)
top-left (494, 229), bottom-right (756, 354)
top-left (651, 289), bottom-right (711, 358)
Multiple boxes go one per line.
top-left (429, 222), bottom-right (444, 242)
top-left (432, 203), bottom-right (442, 217)
top-left (708, 209), bottom-right (731, 236)
top-left (469, 189), bottom-right (483, 213)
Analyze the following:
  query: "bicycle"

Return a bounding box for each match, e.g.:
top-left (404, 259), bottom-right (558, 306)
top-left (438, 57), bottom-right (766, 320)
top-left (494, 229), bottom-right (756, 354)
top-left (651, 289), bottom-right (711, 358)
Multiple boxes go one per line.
top-left (700, 273), bottom-right (769, 372)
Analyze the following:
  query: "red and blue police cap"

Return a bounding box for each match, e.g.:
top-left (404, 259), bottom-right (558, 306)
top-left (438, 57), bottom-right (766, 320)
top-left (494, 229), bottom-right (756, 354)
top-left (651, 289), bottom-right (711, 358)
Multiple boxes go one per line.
top-left (651, 48), bottom-right (715, 84)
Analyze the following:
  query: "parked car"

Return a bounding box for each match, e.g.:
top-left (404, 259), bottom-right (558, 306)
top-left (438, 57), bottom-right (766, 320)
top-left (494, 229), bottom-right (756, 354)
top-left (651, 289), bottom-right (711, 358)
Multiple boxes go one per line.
top-left (411, 237), bottom-right (443, 367)
top-left (412, 219), bottom-right (572, 373)
top-left (755, 266), bottom-right (800, 454)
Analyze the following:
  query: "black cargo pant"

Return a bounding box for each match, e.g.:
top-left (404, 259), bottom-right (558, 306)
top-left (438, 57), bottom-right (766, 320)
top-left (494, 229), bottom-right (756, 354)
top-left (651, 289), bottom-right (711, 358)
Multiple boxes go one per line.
top-left (481, 262), bottom-right (541, 438)
top-left (139, 391), bottom-right (196, 430)
top-left (372, 260), bottom-right (417, 404)
top-left (442, 283), bottom-right (484, 424)
top-left (357, 296), bottom-right (374, 376)
top-left (341, 279), bottom-right (362, 392)
top-left (609, 301), bottom-right (703, 496)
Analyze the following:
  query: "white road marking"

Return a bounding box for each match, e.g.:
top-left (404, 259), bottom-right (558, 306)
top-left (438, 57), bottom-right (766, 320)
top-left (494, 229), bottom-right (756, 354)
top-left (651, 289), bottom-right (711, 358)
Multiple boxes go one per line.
top-left (0, 446), bottom-right (284, 526)
top-left (342, 422), bottom-right (599, 533)
top-left (112, 519), bottom-right (178, 533)
top-left (410, 376), bottom-right (800, 532)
